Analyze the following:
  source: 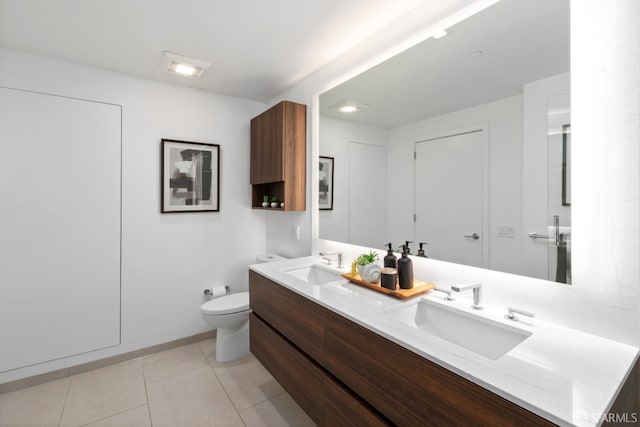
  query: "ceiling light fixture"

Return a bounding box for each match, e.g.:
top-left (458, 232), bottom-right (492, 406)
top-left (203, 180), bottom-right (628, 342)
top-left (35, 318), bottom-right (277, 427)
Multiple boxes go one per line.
top-left (329, 99), bottom-right (369, 114)
top-left (161, 51), bottom-right (211, 79)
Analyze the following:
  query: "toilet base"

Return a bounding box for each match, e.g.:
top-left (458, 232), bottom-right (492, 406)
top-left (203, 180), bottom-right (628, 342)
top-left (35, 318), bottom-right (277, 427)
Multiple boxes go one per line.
top-left (216, 319), bottom-right (250, 362)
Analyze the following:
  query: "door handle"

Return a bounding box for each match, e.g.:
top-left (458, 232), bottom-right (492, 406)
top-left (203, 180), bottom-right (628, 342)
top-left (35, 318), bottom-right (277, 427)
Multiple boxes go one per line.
top-left (464, 233), bottom-right (480, 240)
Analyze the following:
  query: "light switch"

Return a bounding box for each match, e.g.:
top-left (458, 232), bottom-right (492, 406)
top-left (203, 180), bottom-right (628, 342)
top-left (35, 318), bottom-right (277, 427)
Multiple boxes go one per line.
top-left (497, 226), bottom-right (515, 238)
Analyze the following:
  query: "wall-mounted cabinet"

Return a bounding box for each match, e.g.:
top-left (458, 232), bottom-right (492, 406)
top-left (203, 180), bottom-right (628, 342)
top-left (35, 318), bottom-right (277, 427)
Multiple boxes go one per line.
top-left (250, 100), bottom-right (306, 211)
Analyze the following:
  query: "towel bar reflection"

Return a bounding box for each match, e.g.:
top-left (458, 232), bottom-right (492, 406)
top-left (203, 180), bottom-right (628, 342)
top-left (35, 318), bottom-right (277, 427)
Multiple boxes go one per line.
top-left (528, 215), bottom-right (560, 246)
top-left (528, 232), bottom-right (550, 239)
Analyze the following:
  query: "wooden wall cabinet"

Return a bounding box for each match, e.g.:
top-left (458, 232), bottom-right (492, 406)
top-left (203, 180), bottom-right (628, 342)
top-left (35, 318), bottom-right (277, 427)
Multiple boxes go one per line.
top-left (249, 271), bottom-right (555, 427)
top-left (250, 100), bottom-right (306, 211)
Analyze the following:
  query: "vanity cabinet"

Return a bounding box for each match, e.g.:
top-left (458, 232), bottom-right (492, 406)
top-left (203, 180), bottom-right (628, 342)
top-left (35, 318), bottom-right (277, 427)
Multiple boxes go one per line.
top-left (250, 271), bottom-right (556, 427)
top-left (250, 100), bottom-right (306, 211)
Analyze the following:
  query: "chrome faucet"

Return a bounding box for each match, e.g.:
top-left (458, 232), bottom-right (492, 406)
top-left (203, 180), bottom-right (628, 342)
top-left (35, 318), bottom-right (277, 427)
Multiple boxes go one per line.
top-left (319, 251), bottom-right (343, 268)
top-left (506, 307), bottom-right (535, 321)
top-left (432, 286), bottom-right (455, 301)
top-left (451, 283), bottom-right (482, 309)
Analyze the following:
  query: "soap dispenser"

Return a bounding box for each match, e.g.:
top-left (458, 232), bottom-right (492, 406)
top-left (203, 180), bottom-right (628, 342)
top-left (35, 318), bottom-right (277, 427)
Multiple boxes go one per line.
top-left (404, 241), bottom-right (413, 255)
top-left (417, 242), bottom-right (428, 258)
top-left (383, 243), bottom-right (397, 268)
top-left (397, 244), bottom-right (414, 289)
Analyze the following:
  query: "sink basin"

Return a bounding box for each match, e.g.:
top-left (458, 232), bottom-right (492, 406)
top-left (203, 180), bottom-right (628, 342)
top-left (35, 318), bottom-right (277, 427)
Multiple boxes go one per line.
top-left (385, 299), bottom-right (531, 360)
top-left (284, 264), bottom-right (346, 286)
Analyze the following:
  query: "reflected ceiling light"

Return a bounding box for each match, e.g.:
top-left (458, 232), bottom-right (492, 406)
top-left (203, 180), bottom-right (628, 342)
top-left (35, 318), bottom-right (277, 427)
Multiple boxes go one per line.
top-left (161, 51), bottom-right (211, 78)
top-left (432, 29), bottom-right (449, 39)
top-left (329, 99), bottom-right (369, 114)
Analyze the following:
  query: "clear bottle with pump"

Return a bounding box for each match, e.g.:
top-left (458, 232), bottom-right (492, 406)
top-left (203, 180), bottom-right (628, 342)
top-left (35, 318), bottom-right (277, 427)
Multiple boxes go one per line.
top-left (383, 243), bottom-right (397, 269)
top-left (397, 244), bottom-right (414, 289)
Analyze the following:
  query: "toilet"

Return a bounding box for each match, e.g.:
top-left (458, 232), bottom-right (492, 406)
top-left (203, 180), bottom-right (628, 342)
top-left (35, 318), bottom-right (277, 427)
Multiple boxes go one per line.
top-left (200, 254), bottom-right (286, 362)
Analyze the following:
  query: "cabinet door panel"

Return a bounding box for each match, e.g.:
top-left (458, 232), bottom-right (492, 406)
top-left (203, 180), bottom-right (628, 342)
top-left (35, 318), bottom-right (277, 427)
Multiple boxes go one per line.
top-left (324, 374), bottom-right (392, 427)
top-left (323, 309), bottom-right (554, 427)
top-left (250, 313), bottom-right (324, 425)
top-left (249, 271), bottom-right (325, 363)
top-left (250, 102), bottom-right (283, 184)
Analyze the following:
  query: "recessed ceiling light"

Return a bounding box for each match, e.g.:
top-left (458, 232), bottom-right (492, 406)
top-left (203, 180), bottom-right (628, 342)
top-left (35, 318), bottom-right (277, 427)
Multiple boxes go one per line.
top-left (174, 64), bottom-right (197, 76)
top-left (329, 99), bottom-right (369, 114)
top-left (470, 50), bottom-right (484, 57)
top-left (161, 51), bottom-right (211, 79)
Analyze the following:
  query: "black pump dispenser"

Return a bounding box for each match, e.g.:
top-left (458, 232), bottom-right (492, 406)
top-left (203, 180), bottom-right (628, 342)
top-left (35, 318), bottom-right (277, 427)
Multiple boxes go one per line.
top-left (404, 241), bottom-right (413, 255)
top-left (417, 242), bottom-right (428, 258)
top-left (383, 243), bottom-right (397, 268)
top-left (397, 244), bottom-right (414, 289)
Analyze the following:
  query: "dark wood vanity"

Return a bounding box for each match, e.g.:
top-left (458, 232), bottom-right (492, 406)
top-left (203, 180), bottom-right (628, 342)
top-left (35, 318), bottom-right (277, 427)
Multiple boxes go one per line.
top-left (249, 270), bottom-right (556, 426)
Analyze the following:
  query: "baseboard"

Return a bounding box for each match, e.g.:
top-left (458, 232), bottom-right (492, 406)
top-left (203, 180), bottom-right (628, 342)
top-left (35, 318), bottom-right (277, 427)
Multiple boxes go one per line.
top-left (0, 330), bottom-right (216, 395)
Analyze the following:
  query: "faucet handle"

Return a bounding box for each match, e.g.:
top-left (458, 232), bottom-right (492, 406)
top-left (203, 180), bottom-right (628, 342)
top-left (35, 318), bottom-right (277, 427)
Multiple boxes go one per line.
top-left (506, 307), bottom-right (535, 321)
top-left (432, 286), bottom-right (454, 301)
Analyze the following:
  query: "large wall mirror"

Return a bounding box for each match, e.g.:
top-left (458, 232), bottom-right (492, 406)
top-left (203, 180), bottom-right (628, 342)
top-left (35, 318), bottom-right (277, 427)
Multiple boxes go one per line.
top-left (319, 0), bottom-right (571, 283)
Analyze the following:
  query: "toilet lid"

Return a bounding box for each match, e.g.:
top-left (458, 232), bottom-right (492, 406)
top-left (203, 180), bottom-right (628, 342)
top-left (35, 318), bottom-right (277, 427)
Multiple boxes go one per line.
top-left (201, 292), bottom-right (250, 315)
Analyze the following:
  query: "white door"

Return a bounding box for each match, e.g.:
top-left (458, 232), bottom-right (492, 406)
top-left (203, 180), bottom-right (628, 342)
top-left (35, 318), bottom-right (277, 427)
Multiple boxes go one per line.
top-left (349, 142), bottom-right (387, 248)
top-left (414, 130), bottom-right (485, 267)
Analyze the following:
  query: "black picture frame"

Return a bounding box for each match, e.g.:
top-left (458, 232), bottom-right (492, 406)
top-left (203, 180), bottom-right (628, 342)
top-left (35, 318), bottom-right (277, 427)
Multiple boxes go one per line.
top-left (161, 139), bottom-right (220, 213)
top-left (562, 124), bottom-right (571, 206)
top-left (319, 156), bottom-right (334, 210)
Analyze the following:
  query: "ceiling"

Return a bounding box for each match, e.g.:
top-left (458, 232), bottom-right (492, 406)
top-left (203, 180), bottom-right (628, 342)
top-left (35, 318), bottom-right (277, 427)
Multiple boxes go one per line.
top-left (0, 0), bottom-right (435, 102)
top-left (320, 0), bottom-right (570, 128)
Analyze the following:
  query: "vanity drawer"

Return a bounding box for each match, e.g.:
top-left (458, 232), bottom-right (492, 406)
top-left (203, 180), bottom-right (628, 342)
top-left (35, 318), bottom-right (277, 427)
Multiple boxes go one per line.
top-left (323, 309), bottom-right (555, 427)
top-left (250, 312), bottom-right (391, 427)
top-left (324, 373), bottom-right (392, 427)
top-left (250, 313), bottom-right (325, 425)
top-left (249, 270), bottom-right (325, 363)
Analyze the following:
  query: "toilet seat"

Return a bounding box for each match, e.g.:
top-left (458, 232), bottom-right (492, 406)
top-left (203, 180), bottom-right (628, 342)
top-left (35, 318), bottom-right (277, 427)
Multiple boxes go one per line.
top-left (201, 292), bottom-right (249, 315)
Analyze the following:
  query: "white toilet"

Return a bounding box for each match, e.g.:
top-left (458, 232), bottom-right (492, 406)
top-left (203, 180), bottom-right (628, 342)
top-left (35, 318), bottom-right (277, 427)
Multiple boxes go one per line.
top-left (200, 254), bottom-right (286, 362)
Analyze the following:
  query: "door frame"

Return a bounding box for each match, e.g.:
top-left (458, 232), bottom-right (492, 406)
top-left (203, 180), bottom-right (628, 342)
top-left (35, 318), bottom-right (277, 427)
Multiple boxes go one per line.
top-left (413, 122), bottom-right (490, 269)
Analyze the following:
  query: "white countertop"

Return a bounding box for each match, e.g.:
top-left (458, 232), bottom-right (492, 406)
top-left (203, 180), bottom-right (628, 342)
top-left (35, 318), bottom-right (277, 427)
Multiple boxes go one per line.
top-left (250, 256), bottom-right (639, 427)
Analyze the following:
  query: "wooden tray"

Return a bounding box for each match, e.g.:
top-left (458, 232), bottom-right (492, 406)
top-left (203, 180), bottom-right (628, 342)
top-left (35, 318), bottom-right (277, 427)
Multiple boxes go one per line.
top-left (341, 272), bottom-right (435, 299)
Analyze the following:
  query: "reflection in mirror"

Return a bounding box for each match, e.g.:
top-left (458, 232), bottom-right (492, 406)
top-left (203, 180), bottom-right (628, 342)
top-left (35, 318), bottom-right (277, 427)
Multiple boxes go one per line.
top-left (318, 0), bottom-right (571, 283)
top-left (547, 94), bottom-right (571, 283)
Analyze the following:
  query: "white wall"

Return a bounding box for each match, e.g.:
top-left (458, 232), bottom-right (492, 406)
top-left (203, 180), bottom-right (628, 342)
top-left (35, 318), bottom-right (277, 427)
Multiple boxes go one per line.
top-left (0, 48), bottom-right (267, 384)
top-left (388, 95), bottom-right (523, 275)
top-left (318, 116), bottom-right (388, 243)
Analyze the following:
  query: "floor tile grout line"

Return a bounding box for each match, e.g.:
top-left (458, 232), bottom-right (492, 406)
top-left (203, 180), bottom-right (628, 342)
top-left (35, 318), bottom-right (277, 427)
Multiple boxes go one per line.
top-left (142, 366), bottom-right (154, 427)
top-left (76, 403), bottom-right (148, 427)
top-left (198, 340), bottom-right (248, 427)
top-left (142, 342), bottom-right (212, 386)
top-left (57, 377), bottom-right (72, 427)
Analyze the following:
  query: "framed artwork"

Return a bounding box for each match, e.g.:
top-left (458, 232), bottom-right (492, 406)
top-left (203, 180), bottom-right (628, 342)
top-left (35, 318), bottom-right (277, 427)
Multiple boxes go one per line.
top-left (319, 156), bottom-right (334, 210)
top-left (161, 139), bottom-right (220, 213)
top-left (562, 124), bottom-right (571, 206)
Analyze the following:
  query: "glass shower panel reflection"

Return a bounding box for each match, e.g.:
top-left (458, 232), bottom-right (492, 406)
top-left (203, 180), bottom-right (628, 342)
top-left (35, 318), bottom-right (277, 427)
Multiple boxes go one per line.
top-left (547, 94), bottom-right (571, 284)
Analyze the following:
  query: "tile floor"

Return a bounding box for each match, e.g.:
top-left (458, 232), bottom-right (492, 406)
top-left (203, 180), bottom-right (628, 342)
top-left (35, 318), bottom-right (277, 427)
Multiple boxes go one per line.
top-left (0, 339), bottom-right (316, 427)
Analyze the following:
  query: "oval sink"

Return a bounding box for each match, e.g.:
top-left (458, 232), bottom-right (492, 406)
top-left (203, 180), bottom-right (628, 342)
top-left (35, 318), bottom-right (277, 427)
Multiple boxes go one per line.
top-left (385, 299), bottom-right (531, 360)
top-left (284, 264), bottom-right (347, 286)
